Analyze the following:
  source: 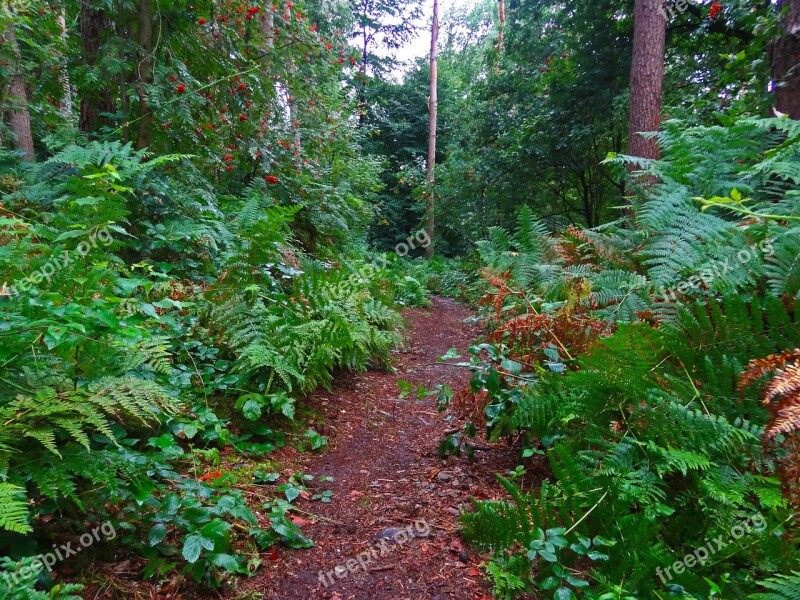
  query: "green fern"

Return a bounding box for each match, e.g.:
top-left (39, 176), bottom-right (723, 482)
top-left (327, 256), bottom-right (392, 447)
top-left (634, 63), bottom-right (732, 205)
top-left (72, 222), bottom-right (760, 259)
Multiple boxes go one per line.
top-left (0, 483), bottom-right (31, 534)
top-left (750, 572), bottom-right (800, 600)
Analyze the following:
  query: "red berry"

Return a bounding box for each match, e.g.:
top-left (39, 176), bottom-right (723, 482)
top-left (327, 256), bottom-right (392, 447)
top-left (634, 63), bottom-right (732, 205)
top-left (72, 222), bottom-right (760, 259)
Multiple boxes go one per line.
top-left (265, 175), bottom-right (279, 184)
top-left (223, 154), bottom-right (233, 161)
top-left (198, 17), bottom-right (207, 24)
top-left (176, 84), bottom-right (186, 93)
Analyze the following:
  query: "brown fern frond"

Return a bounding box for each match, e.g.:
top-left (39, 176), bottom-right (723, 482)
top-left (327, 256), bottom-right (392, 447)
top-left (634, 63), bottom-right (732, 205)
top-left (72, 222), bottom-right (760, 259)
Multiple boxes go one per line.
top-left (739, 349), bottom-right (800, 438)
top-left (740, 349), bottom-right (800, 508)
top-left (738, 348), bottom-right (800, 392)
top-left (769, 401), bottom-right (800, 439)
top-left (765, 362), bottom-right (800, 404)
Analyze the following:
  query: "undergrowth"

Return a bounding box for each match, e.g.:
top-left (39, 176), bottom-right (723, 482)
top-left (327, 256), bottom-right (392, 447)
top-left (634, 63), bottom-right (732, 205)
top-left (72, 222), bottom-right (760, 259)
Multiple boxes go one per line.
top-left (452, 116), bottom-right (800, 599)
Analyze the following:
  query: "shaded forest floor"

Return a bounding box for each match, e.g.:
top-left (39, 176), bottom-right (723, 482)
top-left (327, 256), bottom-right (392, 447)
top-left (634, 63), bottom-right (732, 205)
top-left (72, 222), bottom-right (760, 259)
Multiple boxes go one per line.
top-left (228, 297), bottom-right (534, 600)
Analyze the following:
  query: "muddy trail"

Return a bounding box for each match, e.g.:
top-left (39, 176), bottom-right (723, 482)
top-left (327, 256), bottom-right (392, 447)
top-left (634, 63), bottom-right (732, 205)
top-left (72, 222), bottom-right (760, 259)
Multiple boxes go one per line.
top-left (222, 297), bottom-right (532, 600)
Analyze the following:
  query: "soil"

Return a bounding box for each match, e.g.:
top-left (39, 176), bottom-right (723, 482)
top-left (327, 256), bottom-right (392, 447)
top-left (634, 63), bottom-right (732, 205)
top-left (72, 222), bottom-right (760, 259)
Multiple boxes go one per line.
top-left (226, 297), bottom-right (530, 600)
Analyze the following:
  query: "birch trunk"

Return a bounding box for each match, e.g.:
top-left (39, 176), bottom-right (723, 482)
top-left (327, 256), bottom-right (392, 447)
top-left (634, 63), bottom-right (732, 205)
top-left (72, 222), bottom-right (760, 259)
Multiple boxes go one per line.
top-left (424, 0), bottom-right (439, 259)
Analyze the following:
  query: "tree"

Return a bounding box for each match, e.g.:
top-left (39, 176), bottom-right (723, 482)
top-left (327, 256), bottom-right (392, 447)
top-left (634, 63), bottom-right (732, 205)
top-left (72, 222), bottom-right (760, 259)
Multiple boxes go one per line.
top-left (79, 0), bottom-right (115, 134)
top-left (425, 0), bottom-right (439, 258)
top-left (135, 0), bottom-right (155, 149)
top-left (2, 19), bottom-right (34, 160)
top-left (627, 0), bottom-right (666, 162)
top-left (497, 0), bottom-right (505, 52)
top-left (772, 0), bottom-right (800, 118)
top-left (350, 0), bottom-right (421, 124)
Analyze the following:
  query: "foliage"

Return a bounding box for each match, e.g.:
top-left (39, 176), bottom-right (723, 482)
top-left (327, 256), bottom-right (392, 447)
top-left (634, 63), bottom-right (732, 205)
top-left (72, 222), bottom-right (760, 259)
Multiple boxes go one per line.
top-left (457, 118), bottom-right (800, 599)
top-left (0, 136), bottom-right (405, 592)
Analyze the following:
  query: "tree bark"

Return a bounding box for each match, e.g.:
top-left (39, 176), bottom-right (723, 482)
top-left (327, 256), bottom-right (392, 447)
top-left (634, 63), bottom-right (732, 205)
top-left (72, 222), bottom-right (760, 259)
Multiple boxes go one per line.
top-left (260, 6), bottom-right (275, 48)
top-left (425, 0), bottom-right (439, 259)
top-left (497, 0), bottom-right (505, 52)
top-left (79, 0), bottom-right (115, 134)
top-left (135, 0), bottom-right (154, 149)
top-left (772, 0), bottom-right (800, 119)
top-left (56, 9), bottom-right (73, 121)
top-left (627, 0), bottom-right (666, 162)
top-left (3, 22), bottom-right (35, 160)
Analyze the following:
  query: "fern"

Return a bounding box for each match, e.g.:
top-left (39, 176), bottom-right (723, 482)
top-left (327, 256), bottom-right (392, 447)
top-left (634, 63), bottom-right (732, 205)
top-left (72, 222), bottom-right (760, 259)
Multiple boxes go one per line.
top-left (0, 483), bottom-right (31, 534)
top-left (766, 227), bottom-right (800, 298)
top-left (0, 557), bottom-right (83, 599)
top-left (751, 572), bottom-right (800, 600)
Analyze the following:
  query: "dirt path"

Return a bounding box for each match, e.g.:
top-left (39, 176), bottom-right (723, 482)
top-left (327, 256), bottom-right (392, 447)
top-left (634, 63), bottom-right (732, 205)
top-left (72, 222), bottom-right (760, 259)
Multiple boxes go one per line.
top-left (232, 297), bottom-right (522, 600)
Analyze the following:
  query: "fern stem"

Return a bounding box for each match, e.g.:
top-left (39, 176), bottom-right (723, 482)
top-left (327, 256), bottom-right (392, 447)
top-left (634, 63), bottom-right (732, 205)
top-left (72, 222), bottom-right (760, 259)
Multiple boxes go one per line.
top-left (564, 490), bottom-right (609, 535)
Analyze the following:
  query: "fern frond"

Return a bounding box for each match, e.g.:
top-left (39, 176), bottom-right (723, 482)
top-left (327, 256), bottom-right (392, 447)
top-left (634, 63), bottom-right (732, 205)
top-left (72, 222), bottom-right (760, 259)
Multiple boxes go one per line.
top-left (0, 483), bottom-right (31, 533)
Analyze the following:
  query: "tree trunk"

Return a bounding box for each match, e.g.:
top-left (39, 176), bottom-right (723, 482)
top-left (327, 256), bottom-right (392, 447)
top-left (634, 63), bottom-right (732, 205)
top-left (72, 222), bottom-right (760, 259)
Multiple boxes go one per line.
top-left (283, 2), bottom-right (300, 156)
top-left (135, 0), bottom-right (154, 149)
top-left (56, 9), bottom-right (73, 121)
top-left (772, 0), bottom-right (800, 119)
top-left (79, 0), bottom-right (115, 134)
top-left (425, 0), bottom-right (439, 259)
top-left (497, 0), bottom-right (505, 52)
top-left (260, 7), bottom-right (275, 48)
top-left (3, 22), bottom-right (35, 160)
top-left (627, 0), bottom-right (666, 162)
top-left (358, 25), bottom-right (369, 126)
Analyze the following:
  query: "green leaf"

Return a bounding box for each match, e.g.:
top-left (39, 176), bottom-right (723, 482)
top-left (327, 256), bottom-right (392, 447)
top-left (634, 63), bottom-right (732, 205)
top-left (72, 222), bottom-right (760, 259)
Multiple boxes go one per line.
top-left (210, 553), bottom-right (239, 572)
top-left (242, 398), bottom-right (263, 421)
top-left (148, 523), bottom-right (168, 546)
top-left (201, 519), bottom-right (231, 543)
top-left (182, 534), bottom-right (205, 563)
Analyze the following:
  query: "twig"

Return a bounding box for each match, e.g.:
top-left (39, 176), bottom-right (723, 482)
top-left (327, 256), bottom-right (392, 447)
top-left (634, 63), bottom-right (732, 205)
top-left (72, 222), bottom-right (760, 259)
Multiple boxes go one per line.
top-left (368, 564), bottom-right (396, 573)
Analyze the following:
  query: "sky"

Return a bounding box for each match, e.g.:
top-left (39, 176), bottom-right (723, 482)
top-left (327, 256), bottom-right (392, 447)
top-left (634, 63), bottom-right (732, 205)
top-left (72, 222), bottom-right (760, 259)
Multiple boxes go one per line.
top-left (391, 0), bottom-right (480, 68)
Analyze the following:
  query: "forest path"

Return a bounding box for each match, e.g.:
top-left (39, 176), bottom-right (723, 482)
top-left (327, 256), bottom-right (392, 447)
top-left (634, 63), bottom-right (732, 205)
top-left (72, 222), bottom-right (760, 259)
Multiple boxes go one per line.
top-left (231, 297), bottom-right (522, 600)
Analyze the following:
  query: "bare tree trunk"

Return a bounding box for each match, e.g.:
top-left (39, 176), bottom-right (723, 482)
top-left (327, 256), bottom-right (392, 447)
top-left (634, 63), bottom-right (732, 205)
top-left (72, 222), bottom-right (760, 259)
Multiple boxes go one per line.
top-left (260, 6), bottom-right (275, 48)
top-left (79, 0), bottom-right (115, 134)
top-left (56, 9), bottom-right (73, 121)
top-left (3, 22), bottom-right (35, 160)
top-left (497, 0), bottom-right (505, 52)
top-left (627, 0), bottom-right (666, 162)
top-left (135, 0), bottom-right (154, 149)
top-left (283, 2), bottom-right (300, 157)
top-left (772, 0), bottom-right (800, 118)
top-left (425, 0), bottom-right (439, 259)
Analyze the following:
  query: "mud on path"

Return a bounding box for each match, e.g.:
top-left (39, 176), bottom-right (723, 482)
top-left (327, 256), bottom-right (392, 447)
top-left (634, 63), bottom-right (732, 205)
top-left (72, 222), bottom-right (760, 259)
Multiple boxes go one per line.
top-left (231, 297), bottom-right (524, 600)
